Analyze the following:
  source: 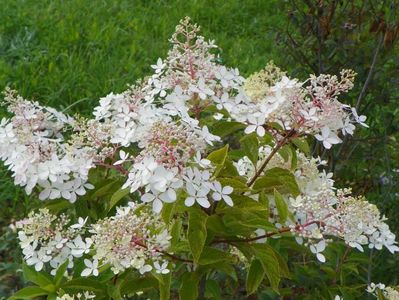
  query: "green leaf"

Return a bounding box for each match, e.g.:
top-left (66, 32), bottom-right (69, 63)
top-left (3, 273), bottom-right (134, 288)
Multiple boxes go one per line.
top-left (170, 218), bottom-right (182, 245)
top-left (198, 247), bottom-right (232, 265)
top-left (207, 145), bottom-right (229, 165)
top-left (188, 210), bottom-right (208, 263)
top-left (205, 279), bottom-right (222, 300)
top-left (22, 264), bottom-right (53, 287)
top-left (251, 244), bottom-right (281, 293)
top-left (292, 137), bottom-right (310, 154)
top-left (47, 294), bottom-right (57, 300)
top-left (274, 189), bottom-right (288, 223)
top-left (253, 167), bottom-right (300, 196)
top-left (43, 199), bottom-right (71, 214)
top-left (179, 272), bottom-right (200, 300)
top-left (207, 145), bottom-right (229, 177)
top-left (278, 145), bottom-right (290, 162)
top-left (120, 275), bottom-right (158, 294)
top-left (92, 179), bottom-right (120, 198)
top-left (161, 202), bottom-right (176, 223)
top-left (217, 177), bottom-right (249, 193)
top-left (290, 146), bottom-right (298, 170)
top-left (246, 259), bottom-right (265, 295)
top-left (61, 278), bottom-right (105, 292)
top-left (218, 159), bottom-right (240, 177)
top-left (211, 121), bottom-right (245, 137)
top-left (240, 133), bottom-right (259, 164)
top-left (54, 260), bottom-right (69, 287)
top-left (258, 190), bottom-right (270, 213)
top-left (154, 273), bottom-right (171, 300)
top-left (237, 244), bottom-right (281, 293)
top-left (108, 188), bottom-right (130, 212)
top-left (9, 287), bottom-right (48, 299)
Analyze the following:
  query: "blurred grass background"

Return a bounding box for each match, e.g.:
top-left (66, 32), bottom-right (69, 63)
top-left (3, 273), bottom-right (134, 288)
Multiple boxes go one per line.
top-left (1, 0), bottom-right (398, 298)
top-left (0, 0), bottom-right (284, 114)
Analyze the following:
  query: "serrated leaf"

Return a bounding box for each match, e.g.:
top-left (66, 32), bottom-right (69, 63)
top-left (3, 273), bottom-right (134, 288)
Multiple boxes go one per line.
top-left (188, 210), bottom-right (208, 263)
top-left (274, 189), bottom-right (288, 223)
top-left (246, 259), bottom-right (265, 295)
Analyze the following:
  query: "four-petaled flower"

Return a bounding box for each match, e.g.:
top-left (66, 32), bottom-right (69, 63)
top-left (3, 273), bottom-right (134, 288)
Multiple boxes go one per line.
top-left (81, 259), bottom-right (99, 277)
top-left (212, 182), bottom-right (233, 206)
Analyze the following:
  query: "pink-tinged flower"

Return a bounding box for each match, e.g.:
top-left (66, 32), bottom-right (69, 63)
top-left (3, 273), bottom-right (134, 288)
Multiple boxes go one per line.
top-left (151, 58), bottom-right (166, 74)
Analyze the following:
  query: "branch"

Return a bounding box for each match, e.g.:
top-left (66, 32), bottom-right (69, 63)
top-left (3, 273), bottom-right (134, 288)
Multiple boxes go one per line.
top-left (95, 161), bottom-right (129, 175)
top-left (355, 33), bottom-right (384, 110)
top-left (247, 128), bottom-right (297, 187)
top-left (133, 239), bottom-right (193, 264)
top-left (213, 220), bottom-right (324, 244)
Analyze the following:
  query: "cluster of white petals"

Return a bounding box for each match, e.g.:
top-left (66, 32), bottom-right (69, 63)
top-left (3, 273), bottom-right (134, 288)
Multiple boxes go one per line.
top-left (15, 209), bottom-right (90, 273)
top-left (216, 62), bottom-right (368, 148)
top-left (15, 203), bottom-right (172, 277)
top-left (89, 202), bottom-right (171, 275)
top-left (366, 283), bottom-right (399, 300)
top-left (235, 146), bottom-right (399, 262)
top-left (0, 89), bottom-right (94, 202)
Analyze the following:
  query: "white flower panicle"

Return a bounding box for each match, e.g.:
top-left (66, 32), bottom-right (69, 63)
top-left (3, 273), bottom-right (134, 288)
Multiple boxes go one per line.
top-left (15, 208), bottom-right (90, 273)
top-left (15, 203), bottom-right (172, 277)
top-left (89, 202), bottom-right (171, 275)
top-left (235, 146), bottom-right (399, 262)
top-left (0, 89), bottom-right (94, 202)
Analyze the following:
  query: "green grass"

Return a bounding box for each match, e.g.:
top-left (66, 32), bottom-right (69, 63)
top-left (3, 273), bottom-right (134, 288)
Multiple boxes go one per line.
top-left (0, 0), bottom-right (286, 211)
top-left (0, 0), bottom-right (285, 115)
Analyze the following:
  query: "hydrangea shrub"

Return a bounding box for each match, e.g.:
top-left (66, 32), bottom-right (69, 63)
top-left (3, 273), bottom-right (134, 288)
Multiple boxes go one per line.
top-left (3, 17), bottom-right (398, 300)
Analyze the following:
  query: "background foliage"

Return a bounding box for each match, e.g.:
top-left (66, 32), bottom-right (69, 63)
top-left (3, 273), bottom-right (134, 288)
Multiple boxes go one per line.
top-left (0, 0), bottom-right (398, 298)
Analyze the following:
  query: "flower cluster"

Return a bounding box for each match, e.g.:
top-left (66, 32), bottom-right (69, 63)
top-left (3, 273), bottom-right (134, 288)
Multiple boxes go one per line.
top-left (89, 202), bottom-right (171, 275)
top-left (15, 203), bottom-right (172, 277)
top-left (215, 61), bottom-right (367, 148)
top-left (15, 209), bottom-right (90, 273)
top-left (367, 283), bottom-right (399, 300)
top-left (235, 146), bottom-right (399, 262)
top-left (0, 89), bottom-right (94, 202)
